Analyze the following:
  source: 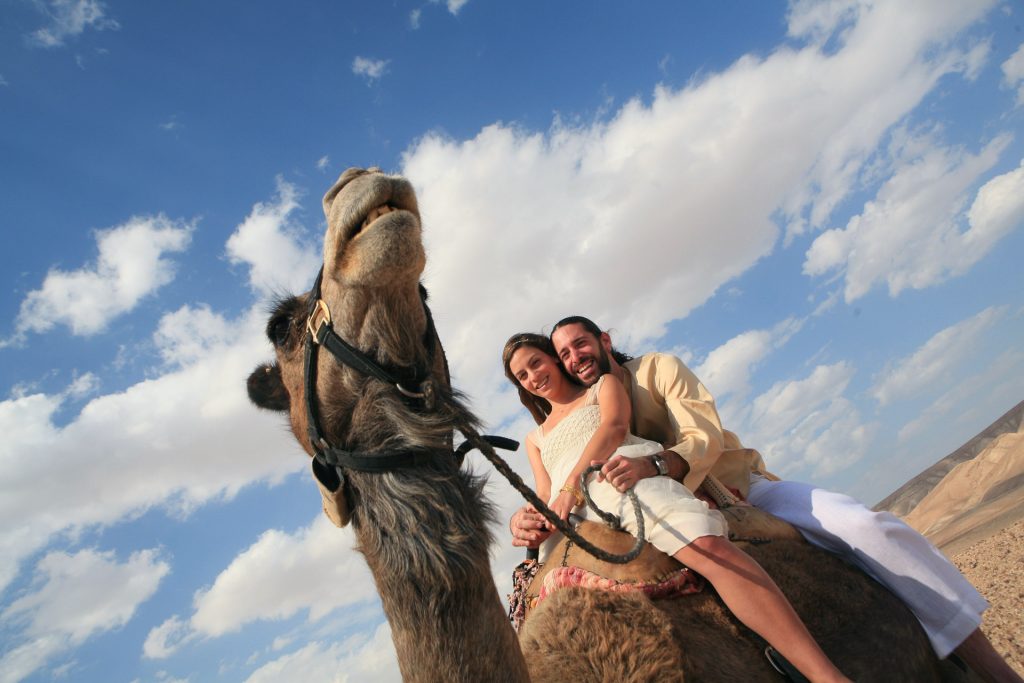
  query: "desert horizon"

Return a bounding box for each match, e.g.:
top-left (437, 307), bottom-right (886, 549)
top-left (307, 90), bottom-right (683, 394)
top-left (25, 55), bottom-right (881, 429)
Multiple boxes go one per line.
top-left (877, 399), bottom-right (1024, 676)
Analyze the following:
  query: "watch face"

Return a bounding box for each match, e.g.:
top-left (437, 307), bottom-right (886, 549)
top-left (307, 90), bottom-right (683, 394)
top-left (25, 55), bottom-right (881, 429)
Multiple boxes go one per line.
top-left (652, 454), bottom-right (667, 476)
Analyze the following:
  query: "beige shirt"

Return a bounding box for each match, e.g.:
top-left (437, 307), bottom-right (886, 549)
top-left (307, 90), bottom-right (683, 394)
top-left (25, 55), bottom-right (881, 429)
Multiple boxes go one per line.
top-left (622, 353), bottom-right (774, 498)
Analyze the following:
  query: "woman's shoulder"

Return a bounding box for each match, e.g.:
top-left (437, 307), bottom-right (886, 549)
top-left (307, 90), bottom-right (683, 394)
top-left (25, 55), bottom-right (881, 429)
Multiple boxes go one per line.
top-left (526, 424), bottom-right (545, 446)
top-left (585, 374), bottom-right (608, 403)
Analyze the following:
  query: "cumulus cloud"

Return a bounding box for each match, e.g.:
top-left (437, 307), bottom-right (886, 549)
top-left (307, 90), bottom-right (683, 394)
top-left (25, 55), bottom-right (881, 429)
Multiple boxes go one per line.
top-left (1002, 43), bottom-right (1024, 106)
top-left (872, 306), bottom-right (1005, 406)
top-left (225, 177), bottom-right (320, 297)
top-left (189, 517), bottom-right (375, 638)
top-left (0, 184), bottom-right (317, 597)
top-left (145, 516), bottom-right (379, 659)
top-left (243, 623), bottom-right (400, 683)
top-left (695, 318), bottom-right (803, 402)
top-left (0, 548), bottom-right (168, 682)
top-left (29, 0), bottom-right (119, 48)
top-left (352, 57), bottom-right (389, 83)
top-left (9, 216), bottom-right (193, 340)
top-left (732, 362), bottom-right (873, 478)
top-left (804, 135), bottom-right (1024, 301)
top-left (409, 9), bottom-right (422, 29)
top-left (0, 306), bottom-right (303, 595)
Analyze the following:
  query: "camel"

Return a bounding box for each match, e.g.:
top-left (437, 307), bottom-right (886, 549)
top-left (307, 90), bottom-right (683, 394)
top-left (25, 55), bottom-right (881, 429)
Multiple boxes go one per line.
top-left (246, 167), bottom-right (970, 682)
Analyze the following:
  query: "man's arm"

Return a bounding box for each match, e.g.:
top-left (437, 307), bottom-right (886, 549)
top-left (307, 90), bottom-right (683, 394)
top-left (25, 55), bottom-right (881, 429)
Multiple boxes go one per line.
top-left (643, 354), bottom-right (726, 492)
top-left (658, 449), bottom-right (690, 481)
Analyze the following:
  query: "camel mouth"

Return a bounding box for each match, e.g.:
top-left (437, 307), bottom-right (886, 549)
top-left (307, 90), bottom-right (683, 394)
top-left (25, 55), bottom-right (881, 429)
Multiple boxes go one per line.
top-left (345, 202), bottom-right (416, 245)
top-left (356, 204), bottom-right (397, 236)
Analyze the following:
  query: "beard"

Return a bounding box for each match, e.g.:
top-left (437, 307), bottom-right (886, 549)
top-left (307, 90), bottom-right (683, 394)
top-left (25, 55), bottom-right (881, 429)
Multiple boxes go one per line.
top-left (576, 345), bottom-right (612, 386)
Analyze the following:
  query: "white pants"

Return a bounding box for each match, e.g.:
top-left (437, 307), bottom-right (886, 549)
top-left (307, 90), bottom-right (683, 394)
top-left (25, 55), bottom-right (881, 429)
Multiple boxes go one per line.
top-left (747, 477), bottom-right (988, 658)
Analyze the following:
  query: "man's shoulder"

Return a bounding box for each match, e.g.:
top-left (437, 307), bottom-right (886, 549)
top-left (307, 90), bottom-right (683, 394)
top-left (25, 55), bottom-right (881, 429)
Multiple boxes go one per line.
top-left (627, 352), bottom-right (690, 372)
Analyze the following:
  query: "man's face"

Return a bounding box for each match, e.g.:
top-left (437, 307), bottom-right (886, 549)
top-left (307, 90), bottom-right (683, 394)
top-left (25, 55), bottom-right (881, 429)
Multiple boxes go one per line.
top-left (551, 323), bottom-right (611, 387)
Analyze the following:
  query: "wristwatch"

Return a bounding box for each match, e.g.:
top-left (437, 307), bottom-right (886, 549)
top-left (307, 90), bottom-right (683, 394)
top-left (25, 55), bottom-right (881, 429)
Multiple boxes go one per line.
top-left (650, 453), bottom-right (669, 477)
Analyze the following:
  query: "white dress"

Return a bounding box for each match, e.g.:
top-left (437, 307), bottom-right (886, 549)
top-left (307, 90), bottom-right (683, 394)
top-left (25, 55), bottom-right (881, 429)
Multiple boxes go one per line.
top-left (530, 377), bottom-right (727, 562)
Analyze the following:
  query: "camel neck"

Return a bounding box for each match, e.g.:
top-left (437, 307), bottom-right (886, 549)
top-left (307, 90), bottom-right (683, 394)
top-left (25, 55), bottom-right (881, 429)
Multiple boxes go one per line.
top-left (353, 470), bottom-right (531, 682)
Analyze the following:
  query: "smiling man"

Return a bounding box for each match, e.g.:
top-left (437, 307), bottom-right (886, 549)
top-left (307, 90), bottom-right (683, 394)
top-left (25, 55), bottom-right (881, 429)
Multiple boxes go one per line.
top-left (508, 315), bottom-right (1020, 682)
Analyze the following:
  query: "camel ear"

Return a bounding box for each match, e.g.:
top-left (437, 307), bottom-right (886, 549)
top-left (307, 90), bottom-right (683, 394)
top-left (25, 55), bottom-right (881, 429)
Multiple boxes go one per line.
top-left (247, 363), bottom-right (290, 411)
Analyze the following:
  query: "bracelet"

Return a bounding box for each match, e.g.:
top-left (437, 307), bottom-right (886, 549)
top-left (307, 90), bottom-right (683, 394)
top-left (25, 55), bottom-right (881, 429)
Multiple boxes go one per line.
top-left (559, 484), bottom-right (585, 507)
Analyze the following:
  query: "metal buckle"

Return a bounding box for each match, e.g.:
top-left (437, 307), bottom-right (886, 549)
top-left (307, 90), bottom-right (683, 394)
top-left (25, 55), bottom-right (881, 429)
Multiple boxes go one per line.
top-left (306, 299), bottom-right (332, 342)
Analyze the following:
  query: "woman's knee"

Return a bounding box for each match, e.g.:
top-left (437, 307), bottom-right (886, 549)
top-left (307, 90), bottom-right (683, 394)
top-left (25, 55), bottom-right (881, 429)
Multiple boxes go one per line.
top-left (677, 534), bottom-right (737, 572)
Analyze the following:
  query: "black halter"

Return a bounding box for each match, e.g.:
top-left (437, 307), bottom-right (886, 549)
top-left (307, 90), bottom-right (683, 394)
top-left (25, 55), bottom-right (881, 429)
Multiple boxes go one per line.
top-left (302, 266), bottom-right (447, 475)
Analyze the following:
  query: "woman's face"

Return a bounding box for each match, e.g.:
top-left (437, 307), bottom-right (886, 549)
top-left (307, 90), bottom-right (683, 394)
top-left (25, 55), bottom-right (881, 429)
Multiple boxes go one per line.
top-left (509, 345), bottom-right (563, 398)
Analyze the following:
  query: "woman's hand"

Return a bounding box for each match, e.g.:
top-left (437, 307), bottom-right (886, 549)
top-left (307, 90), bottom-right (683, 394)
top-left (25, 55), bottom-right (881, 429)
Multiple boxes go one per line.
top-left (594, 454), bottom-right (657, 493)
top-left (550, 490), bottom-right (578, 521)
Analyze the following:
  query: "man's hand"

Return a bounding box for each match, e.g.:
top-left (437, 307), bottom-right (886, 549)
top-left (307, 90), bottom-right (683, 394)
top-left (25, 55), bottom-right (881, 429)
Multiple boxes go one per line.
top-left (594, 454), bottom-right (657, 493)
top-left (509, 505), bottom-right (553, 548)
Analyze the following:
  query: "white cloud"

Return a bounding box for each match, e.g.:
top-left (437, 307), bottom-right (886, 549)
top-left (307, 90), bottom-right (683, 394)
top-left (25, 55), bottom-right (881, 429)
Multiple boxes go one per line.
top-left (897, 346), bottom-right (1024, 443)
top-left (872, 306), bottom-right (1005, 406)
top-left (145, 516), bottom-right (377, 659)
top-left (143, 616), bottom-right (193, 660)
top-left (446, 0), bottom-right (469, 15)
top-left (397, 1), bottom-right (995, 431)
top-left (316, 156), bottom-right (330, 171)
top-left (64, 372), bottom-right (99, 399)
top-left (0, 548), bottom-right (169, 682)
top-left (30, 0), bottom-right (119, 48)
top-left (154, 305), bottom-right (234, 368)
top-left (733, 362), bottom-right (873, 478)
top-left (0, 307), bottom-right (304, 595)
top-left (352, 57), bottom-right (390, 83)
top-left (804, 135), bottom-right (1023, 302)
top-left (243, 624), bottom-right (400, 683)
top-left (9, 216), bottom-right (193, 340)
top-left (785, 0), bottom-right (861, 45)
top-left (0, 184), bottom-right (317, 597)
top-left (225, 177), bottom-right (319, 297)
top-left (409, 9), bottom-right (422, 29)
top-left (695, 318), bottom-right (803, 402)
top-left (189, 517), bottom-right (376, 638)
top-left (1002, 42), bottom-right (1024, 106)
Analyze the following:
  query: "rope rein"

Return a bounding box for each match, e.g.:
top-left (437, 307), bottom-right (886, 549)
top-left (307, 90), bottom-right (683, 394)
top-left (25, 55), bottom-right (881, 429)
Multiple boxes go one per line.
top-left (447, 404), bottom-right (646, 565)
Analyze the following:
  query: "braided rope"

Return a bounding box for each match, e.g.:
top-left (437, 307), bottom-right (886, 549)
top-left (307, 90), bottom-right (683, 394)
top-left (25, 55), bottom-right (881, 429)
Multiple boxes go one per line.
top-left (450, 410), bottom-right (645, 564)
top-left (578, 464), bottom-right (645, 540)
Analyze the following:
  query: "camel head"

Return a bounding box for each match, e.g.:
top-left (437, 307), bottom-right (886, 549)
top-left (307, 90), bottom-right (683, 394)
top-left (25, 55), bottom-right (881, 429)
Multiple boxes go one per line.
top-left (246, 167), bottom-right (450, 460)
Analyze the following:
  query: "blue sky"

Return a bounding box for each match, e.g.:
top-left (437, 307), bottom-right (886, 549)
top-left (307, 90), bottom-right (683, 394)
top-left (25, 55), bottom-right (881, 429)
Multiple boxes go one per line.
top-left (1, 1), bottom-right (1023, 681)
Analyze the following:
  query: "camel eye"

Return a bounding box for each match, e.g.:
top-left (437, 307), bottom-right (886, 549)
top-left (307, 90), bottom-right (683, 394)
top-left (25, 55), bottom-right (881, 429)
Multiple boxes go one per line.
top-left (267, 314), bottom-right (293, 347)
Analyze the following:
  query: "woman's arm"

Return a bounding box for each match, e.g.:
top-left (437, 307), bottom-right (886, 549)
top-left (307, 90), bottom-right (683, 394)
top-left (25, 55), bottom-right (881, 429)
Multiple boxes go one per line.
top-left (525, 434), bottom-right (550, 503)
top-left (549, 375), bottom-right (631, 519)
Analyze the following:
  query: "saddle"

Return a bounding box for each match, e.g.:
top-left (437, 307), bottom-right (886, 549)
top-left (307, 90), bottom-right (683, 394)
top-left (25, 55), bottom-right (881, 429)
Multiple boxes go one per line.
top-left (515, 504), bottom-right (803, 626)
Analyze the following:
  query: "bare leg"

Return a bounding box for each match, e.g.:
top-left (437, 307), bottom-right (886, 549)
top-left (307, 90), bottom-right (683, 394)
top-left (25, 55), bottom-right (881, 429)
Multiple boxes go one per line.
top-left (675, 535), bottom-right (850, 683)
top-left (954, 628), bottom-right (1023, 683)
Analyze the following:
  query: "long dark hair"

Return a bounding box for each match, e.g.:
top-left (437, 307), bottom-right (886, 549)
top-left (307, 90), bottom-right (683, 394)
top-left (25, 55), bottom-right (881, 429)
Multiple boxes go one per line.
top-left (502, 332), bottom-right (578, 425)
top-left (550, 315), bottom-right (633, 365)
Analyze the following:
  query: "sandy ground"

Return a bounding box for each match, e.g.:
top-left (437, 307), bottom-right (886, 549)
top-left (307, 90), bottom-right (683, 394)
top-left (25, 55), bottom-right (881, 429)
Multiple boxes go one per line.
top-left (950, 518), bottom-right (1024, 677)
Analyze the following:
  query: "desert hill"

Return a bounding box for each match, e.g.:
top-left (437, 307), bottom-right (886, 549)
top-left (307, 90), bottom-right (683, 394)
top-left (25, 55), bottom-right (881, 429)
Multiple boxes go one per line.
top-left (874, 399), bottom-right (1024, 520)
top-left (874, 399), bottom-right (1024, 676)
